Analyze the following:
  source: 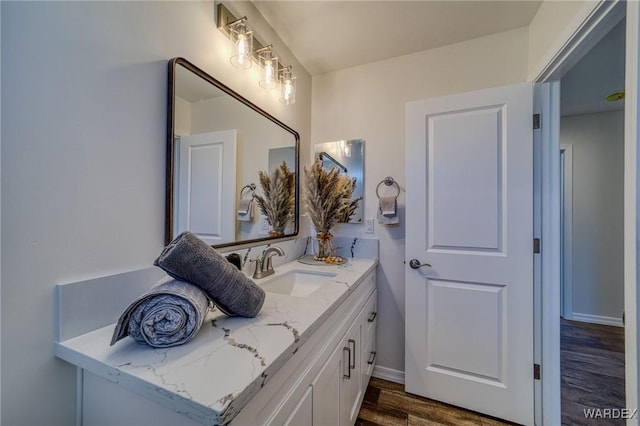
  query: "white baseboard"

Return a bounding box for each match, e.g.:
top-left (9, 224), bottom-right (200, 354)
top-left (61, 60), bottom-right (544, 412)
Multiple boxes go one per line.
top-left (372, 366), bottom-right (405, 385)
top-left (571, 312), bottom-right (624, 327)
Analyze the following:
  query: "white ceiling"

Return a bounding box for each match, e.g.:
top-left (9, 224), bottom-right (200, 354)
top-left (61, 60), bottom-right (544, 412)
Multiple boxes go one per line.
top-left (252, 0), bottom-right (543, 75)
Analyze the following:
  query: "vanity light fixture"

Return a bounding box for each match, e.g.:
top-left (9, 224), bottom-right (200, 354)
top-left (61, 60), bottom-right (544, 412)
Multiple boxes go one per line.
top-left (227, 17), bottom-right (253, 70)
top-left (217, 3), bottom-right (296, 104)
top-left (279, 66), bottom-right (296, 105)
top-left (257, 45), bottom-right (279, 89)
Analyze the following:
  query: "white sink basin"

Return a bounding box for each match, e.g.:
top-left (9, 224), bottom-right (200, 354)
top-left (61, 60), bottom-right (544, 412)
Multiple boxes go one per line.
top-left (261, 270), bottom-right (338, 298)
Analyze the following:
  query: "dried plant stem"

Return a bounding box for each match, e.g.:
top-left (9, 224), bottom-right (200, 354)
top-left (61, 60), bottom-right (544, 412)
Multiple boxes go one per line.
top-left (303, 158), bottom-right (358, 258)
top-left (253, 161), bottom-right (296, 234)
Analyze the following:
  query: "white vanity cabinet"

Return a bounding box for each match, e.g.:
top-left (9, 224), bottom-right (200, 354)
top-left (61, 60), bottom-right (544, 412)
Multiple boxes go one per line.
top-left (340, 290), bottom-right (377, 425)
top-left (233, 272), bottom-right (377, 426)
top-left (55, 258), bottom-right (378, 426)
top-left (309, 289), bottom-right (377, 426)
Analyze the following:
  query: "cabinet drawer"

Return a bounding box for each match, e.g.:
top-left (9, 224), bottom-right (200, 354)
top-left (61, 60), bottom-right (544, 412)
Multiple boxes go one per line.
top-left (362, 323), bottom-right (376, 381)
top-left (363, 289), bottom-right (377, 339)
top-left (362, 290), bottom-right (377, 384)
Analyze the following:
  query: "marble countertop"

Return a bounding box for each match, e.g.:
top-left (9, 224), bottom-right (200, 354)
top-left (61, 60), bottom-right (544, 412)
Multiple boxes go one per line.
top-left (54, 257), bottom-right (377, 425)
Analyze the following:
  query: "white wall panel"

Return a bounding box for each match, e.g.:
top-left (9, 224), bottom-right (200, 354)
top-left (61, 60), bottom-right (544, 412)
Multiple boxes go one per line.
top-left (427, 280), bottom-right (506, 383)
top-left (428, 106), bottom-right (504, 253)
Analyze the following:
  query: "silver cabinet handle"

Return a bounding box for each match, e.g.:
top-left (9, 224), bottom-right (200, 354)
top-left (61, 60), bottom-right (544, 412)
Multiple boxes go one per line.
top-left (348, 339), bottom-right (356, 369)
top-left (367, 351), bottom-right (377, 365)
top-left (409, 259), bottom-right (431, 269)
top-left (367, 312), bottom-right (377, 323)
top-left (343, 346), bottom-right (351, 379)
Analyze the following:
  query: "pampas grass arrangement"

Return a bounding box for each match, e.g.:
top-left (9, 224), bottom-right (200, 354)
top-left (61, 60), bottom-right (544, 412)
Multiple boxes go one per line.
top-left (254, 161), bottom-right (296, 236)
top-left (339, 189), bottom-right (362, 223)
top-left (304, 158), bottom-right (360, 260)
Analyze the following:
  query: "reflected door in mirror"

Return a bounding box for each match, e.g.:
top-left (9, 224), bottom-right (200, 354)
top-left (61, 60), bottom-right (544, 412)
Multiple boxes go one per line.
top-left (175, 130), bottom-right (237, 245)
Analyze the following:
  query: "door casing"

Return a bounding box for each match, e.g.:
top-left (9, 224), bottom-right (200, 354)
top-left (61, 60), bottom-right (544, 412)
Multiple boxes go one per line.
top-left (532, 1), bottom-right (639, 424)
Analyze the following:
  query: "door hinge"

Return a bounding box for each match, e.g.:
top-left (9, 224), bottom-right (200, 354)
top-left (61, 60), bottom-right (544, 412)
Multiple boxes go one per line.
top-left (533, 238), bottom-right (541, 254)
top-left (534, 363), bottom-right (541, 380)
top-left (533, 114), bottom-right (541, 129)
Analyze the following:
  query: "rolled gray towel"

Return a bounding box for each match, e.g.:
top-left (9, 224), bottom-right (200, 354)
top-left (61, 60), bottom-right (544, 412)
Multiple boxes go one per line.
top-left (110, 277), bottom-right (210, 348)
top-left (154, 231), bottom-right (265, 318)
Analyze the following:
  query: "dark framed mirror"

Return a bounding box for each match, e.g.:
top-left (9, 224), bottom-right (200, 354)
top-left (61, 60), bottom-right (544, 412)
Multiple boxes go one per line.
top-left (166, 57), bottom-right (300, 248)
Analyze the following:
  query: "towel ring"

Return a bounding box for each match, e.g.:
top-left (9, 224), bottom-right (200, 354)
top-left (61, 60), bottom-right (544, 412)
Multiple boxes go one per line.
top-left (376, 176), bottom-right (400, 199)
top-left (240, 183), bottom-right (256, 200)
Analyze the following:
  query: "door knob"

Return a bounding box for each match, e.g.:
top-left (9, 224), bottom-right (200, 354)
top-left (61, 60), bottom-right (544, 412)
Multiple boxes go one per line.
top-left (409, 259), bottom-right (431, 269)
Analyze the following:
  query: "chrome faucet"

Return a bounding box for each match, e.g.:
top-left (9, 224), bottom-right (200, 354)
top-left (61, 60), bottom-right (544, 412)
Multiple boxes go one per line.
top-left (251, 246), bottom-right (285, 279)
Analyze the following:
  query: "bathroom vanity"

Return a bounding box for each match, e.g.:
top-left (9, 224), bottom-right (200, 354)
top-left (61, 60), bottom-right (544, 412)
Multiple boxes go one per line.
top-left (52, 52), bottom-right (379, 425)
top-left (55, 257), bottom-right (377, 425)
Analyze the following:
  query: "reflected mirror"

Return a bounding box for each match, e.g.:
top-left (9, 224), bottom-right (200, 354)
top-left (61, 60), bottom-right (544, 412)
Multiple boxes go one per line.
top-left (314, 139), bottom-right (364, 223)
top-left (166, 57), bottom-right (299, 247)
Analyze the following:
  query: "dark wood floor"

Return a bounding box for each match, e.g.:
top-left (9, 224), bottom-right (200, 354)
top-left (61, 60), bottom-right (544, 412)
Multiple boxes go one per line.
top-left (356, 319), bottom-right (625, 426)
top-left (561, 318), bottom-right (625, 426)
top-left (356, 377), bottom-right (516, 426)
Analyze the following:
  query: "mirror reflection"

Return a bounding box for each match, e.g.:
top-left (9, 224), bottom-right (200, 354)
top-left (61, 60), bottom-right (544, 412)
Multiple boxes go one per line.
top-left (314, 139), bottom-right (364, 223)
top-left (167, 58), bottom-right (299, 247)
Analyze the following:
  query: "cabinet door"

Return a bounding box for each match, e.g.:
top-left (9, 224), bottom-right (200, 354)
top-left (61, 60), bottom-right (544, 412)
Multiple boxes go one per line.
top-left (83, 371), bottom-right (202, 426)
top-left (268, 384), bottom-right (313, 426)
top-left (312, 343), bottom-right (343, 426)
top-left (341, 318), bottom-right (362, 426)
top-left (283, 386), bottom-right (313, 426)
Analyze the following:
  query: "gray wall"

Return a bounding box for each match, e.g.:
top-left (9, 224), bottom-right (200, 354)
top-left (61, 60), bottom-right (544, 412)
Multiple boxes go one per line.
top-left (561, 111), bottom-right (625, 321)
top-left (0, 2), bottom-right (311, 424)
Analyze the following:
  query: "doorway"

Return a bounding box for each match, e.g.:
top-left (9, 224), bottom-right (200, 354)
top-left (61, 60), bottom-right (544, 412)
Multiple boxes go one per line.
top-left (558, 18), bottom-right (626, 424)
top-left (533, 1), bottom-right (639, 424)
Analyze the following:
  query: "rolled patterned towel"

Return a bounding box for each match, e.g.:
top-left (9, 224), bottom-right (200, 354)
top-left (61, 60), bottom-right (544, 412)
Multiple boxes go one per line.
top-left (110, 277), bottom-right (210, 348)
top-left (154, 231), bottom-right (265, 318)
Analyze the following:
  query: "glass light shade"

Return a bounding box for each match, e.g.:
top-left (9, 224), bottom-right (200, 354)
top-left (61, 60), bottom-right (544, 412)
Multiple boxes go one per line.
top-left (279, 70), bottom-right (296, 105)
top-left (229, 20), bottom-right (253, 70)
top-left (258, 49), bottom-right (279, 89)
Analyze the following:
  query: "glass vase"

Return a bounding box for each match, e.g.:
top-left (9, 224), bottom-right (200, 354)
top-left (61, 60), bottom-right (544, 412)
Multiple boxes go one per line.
top-left (314, 230), bottom-right (335, 260)
top-left (269, 226), bottom-right (285, 237)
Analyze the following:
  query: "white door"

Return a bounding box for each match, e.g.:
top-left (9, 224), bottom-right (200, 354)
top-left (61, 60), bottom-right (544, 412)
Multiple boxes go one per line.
top-left (405, 83), bottom-right (534, 425)
top-left (177, 130), bottom-right (236, 245)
